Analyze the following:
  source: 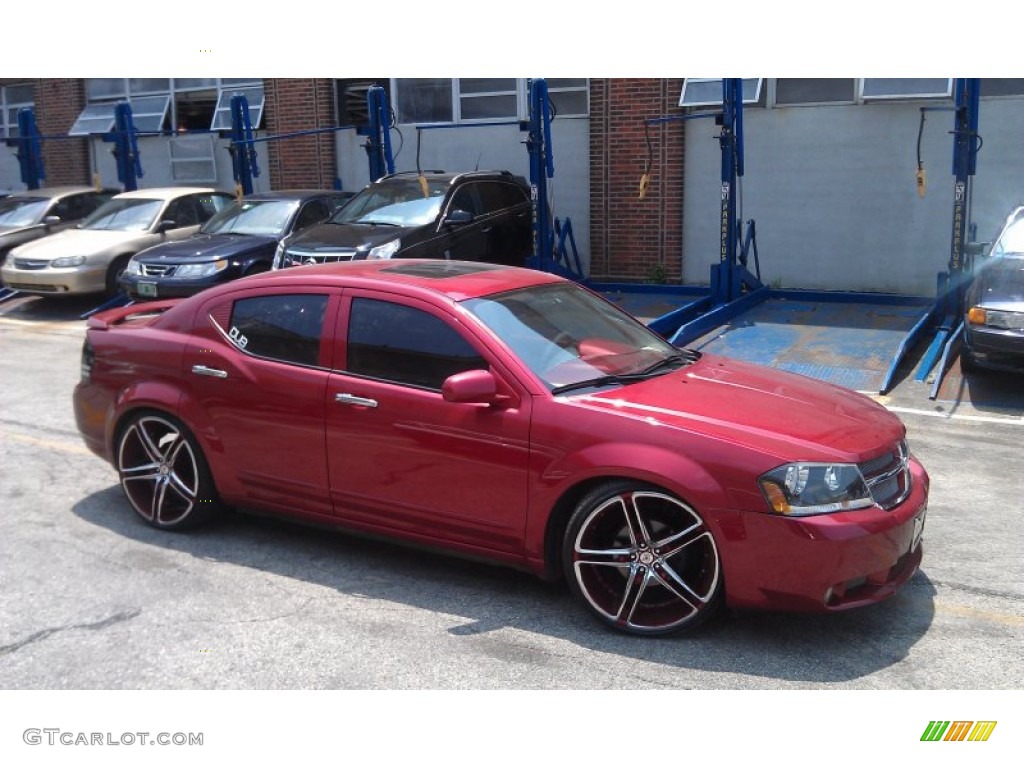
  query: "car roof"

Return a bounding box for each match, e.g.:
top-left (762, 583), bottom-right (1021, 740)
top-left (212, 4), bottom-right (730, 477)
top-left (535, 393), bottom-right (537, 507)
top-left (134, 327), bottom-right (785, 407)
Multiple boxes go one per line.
top-left (112, 187), bottom-right (220, 200)
top-left (238, 260), bottom-right (564, 302)
top-left (7, 185), bottom-right (115, 199)
top-left (377, 170), bottom-right (524, 185)
top-left (240, 190), bottom-right (348, 202)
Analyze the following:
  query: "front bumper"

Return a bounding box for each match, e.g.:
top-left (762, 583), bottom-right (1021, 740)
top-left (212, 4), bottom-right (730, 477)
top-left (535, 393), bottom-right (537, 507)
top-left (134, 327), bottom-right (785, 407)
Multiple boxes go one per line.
top-left (964, 325), bottom-right (1024, 372)
top-left (717, 457), bottom-right (929, 612)
top-left (119, 268), bottom-right (242, 300)
top-left (1, 262), bottom-right (106, 295)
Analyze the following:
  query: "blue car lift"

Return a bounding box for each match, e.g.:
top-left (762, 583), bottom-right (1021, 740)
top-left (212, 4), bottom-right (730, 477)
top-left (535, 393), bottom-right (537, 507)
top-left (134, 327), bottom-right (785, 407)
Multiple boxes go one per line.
top-left (600, 79), bottom-right (767, 344)
top-left (228, 88), bottom-right (394, 196)
top-left (908, 78), bottom-right (982, 399)
top-left (361, 85), bottom-right (395, 182)
top-left (393, 78), bottom-right (582, 280)
top-left (522, 79), bottom-right (583, 280)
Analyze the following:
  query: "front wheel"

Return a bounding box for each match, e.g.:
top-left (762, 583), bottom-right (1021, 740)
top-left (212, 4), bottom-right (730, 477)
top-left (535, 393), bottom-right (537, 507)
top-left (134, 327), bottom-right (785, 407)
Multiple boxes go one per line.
top-left (116, 411), bottom-right (224, 530)
top-left (563, 481), bottom-right (723, 636)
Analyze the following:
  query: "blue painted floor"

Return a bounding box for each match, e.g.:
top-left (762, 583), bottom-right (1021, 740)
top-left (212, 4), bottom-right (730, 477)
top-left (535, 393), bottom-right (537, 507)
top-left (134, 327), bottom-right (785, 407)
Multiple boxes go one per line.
top-left (678, 298), bottom-right (927, 393)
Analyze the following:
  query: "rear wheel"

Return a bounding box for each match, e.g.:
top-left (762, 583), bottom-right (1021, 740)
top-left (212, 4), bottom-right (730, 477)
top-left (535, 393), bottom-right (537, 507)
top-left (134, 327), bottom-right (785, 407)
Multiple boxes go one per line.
top-left (563, 481), bottom-right (723, 636)
top-left (115, 411), bottom-right (224, 530)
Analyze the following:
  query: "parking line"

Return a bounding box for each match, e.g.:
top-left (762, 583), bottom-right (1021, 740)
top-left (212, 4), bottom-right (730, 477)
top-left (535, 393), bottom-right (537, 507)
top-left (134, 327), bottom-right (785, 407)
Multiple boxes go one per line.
top-left (935, 600), bottom-right (1024, 627)
top-left (0, 430), bottom-right (94, 456)
top-left (880, 405), bottom-right (1024, 426)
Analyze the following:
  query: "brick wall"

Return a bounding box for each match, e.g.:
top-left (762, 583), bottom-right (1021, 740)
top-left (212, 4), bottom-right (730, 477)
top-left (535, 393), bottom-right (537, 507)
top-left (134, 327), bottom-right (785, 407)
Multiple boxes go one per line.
top-left (264, 79), bottom-right (337, 190)
top-left (590, 79), bottom-right (686, 283)
top-left (1, 78), bottom-right (90, 186)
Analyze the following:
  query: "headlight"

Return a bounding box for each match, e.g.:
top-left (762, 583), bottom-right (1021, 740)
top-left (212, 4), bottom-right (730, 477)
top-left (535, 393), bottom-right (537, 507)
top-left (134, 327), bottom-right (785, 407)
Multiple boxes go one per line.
top-left (272, 241), bottom-right (285, 269)
top-left (968, 306), bottom-right (1023, 330)
top-left (368, 238), bottom-right (400, 260)
top-left (759, 462), bottom-right (874, 516)
top-left (123, 259), bottom-right (142, 276)
top-left (175, 260), bottom-right (228, 278)
top-left (51, 255), bottom-right (86, 268)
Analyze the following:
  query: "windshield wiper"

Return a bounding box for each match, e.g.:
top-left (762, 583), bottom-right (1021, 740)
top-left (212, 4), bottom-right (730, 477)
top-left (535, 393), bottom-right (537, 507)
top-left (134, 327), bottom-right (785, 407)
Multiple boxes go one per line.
top-left (551, 351), bottom-right (699, 396)
top-left (354, 219), bottom-right (400, 227)
top-left (634, 351), bottom-right (698, 375)
top-left (551, 373), bottom-right (652, 395)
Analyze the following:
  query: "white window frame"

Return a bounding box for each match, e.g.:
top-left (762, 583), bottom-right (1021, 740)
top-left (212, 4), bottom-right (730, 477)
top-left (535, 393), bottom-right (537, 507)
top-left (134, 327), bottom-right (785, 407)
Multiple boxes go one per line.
top-left (859, 79), bottom-right (953, 101)
top-left (680, 78), bottom-right (763, 108)
top-left (211, 85), bottom-right (266, 131)
top-left (391, 78), bottom-right (589, 125)
top-left (1, 83), bottom-right (34, 139)
top-left (168, 133), bottom-right (218, 183)
top-left (78, 79), bottom-right (264, 133)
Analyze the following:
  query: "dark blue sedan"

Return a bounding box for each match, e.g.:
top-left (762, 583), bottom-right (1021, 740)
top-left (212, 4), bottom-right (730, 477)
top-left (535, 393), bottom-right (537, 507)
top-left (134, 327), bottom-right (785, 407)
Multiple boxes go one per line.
top-left (119, 190), bottom-right (352, 300)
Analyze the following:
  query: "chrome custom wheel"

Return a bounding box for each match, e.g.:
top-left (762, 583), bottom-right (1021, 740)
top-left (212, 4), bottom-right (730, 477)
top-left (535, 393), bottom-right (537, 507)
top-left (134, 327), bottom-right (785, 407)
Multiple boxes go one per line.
top-left (116, 412), bottom-right (221, 530)
top-left (564, 482), bottom-right (723, 636)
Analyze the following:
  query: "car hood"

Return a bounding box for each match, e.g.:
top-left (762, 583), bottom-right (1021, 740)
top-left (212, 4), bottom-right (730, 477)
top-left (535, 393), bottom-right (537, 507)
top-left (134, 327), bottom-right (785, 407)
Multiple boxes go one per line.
top-left (135, 233), bottom-right (276, 264)
top-left (0, 224), bottom-right (40, 236)
top-left (567, 354), bottom-right (903, 462)
top-left (972, 259), bottom-right (1024, 309)
top-left (11, 228), bottom-right (146, 259)
top-left (287, 222), bottom-right (412, 251)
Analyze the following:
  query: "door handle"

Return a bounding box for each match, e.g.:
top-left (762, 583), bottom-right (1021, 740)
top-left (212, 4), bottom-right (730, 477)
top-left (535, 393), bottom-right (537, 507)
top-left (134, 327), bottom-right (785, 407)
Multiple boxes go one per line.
top-left (191, 364), bottom-right (227, 379)
top-left (334, 393), bottom-right (378, 408)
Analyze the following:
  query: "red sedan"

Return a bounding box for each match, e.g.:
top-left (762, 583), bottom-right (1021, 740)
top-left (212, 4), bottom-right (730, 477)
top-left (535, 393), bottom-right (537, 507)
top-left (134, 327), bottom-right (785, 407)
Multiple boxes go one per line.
top-left (73, 260), bottom-right (929, 636)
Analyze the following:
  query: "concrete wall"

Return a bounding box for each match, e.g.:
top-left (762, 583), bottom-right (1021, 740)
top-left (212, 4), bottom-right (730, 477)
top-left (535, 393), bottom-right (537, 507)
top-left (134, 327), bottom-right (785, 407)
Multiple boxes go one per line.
top-left (89, 134), bottom-right (271, 194)
top-left (334, 118), bottom-right (592, 273)
top-left (682, 97), bottom-right (1024, 296)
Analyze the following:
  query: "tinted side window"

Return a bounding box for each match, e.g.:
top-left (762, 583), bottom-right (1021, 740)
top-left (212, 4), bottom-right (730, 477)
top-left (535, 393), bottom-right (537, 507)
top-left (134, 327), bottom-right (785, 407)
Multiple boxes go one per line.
top-left (449, 184), bottom-right (482, 216)
top-left (165, 197), bottom-right (199, 227)
top-left (53, 194), bottom-right (90, 221)
top-left (197, 193), bottom-right (232, 220)
top-left (228, 294), bottom-right (328, 367)
top-left (479, 182), bottom-right (529, 213)
top-left (294, 200), bottom-right (330, 232)
top-left (346, 298), bottom-right (486, 389)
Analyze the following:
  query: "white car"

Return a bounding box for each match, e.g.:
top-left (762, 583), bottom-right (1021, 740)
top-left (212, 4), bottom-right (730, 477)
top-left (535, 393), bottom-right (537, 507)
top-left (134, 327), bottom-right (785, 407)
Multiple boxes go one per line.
top-left (1, 187), bottom-right (233, 296)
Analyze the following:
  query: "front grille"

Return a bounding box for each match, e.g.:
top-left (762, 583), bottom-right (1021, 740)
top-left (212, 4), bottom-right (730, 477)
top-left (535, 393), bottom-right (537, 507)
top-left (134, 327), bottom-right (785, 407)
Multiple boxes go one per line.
top-left (140, 264), bottom-right (175, 277)
top-left (13, 258), bottom-right (50, 270)
top-left (859, 439), bottom-right (911, 509)
top-left (284, 247), bottom-right (357, 266)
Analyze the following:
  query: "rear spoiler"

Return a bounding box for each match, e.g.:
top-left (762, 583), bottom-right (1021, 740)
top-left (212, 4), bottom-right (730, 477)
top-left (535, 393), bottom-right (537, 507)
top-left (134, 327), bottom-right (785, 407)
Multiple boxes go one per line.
top-left (86, 299), bottom-right (182, 330)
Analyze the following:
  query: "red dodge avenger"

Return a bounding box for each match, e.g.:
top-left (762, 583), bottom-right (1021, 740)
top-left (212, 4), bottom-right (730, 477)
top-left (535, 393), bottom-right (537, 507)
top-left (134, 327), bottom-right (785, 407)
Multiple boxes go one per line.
top-left (73, 260), bottom-right (928, 635)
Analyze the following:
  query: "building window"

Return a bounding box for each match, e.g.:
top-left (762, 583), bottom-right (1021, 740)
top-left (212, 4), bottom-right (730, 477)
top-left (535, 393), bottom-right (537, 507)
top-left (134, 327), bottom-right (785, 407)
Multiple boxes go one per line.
top-left (1, 83), bottom-right (34, 139)
top-left (75, 79), bottom-right (264, 134)
top-left (392, 78), bottom-right (588, 124)
top-left (680, 78), bottom-right (763, 108)
top-left (980, 79), bottom-right (1024, 97)
top-left (775, 79), bottom-right (856, 106)
top-left (860, 79), bottom-right (952, 100)
top-left (169, 134), bottom-right (218, 183)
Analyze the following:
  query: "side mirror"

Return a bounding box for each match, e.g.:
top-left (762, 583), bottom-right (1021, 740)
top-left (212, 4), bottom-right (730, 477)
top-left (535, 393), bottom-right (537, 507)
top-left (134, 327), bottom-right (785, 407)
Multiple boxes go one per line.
top-left (444, 209), bottom-right (474, 227)
top-left (43, 215), bottom-right (61, 228)
top-left (156, 219), bottom-right (178, 234)
top-left (442, 369), bottom-right (504, 406)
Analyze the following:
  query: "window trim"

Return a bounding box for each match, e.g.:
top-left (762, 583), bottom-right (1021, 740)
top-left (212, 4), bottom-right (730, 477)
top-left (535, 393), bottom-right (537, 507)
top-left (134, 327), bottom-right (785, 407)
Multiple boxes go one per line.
top-left (1, 83), bottom-right (35, 140)
top-left (390, 78), bottom-right (588, 126)
top-left (680, 78), bottom-right (763, 108)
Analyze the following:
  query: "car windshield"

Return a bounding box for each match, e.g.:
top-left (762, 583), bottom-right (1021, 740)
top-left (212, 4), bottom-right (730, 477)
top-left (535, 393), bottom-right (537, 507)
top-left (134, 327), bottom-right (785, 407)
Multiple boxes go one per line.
top-left (331, 178), bottom-right (448, 227)
top-left (81, 198), bottom-right (164, 231)
top-left (463, 283), bottom-right (685, 391)
top-left (0, 197), bottom-right (48, 227)
top-left (201, 199), bottom-right (298, 236)
top-left (992, 216), bottom-right (1024, 257)
top-left (979, 258), bottom-right (1024, 302)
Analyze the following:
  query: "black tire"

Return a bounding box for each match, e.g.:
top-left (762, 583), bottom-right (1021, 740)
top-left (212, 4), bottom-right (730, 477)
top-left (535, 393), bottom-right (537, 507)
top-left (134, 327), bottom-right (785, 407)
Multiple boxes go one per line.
top-left (563, 480), bottom-right (723, 636)
top-left (115, 411), bottom-right (224, 531)
top-left (105, 255), bottom-right (131, 298)
top-left (959, 347), bottom-right (978, 373)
